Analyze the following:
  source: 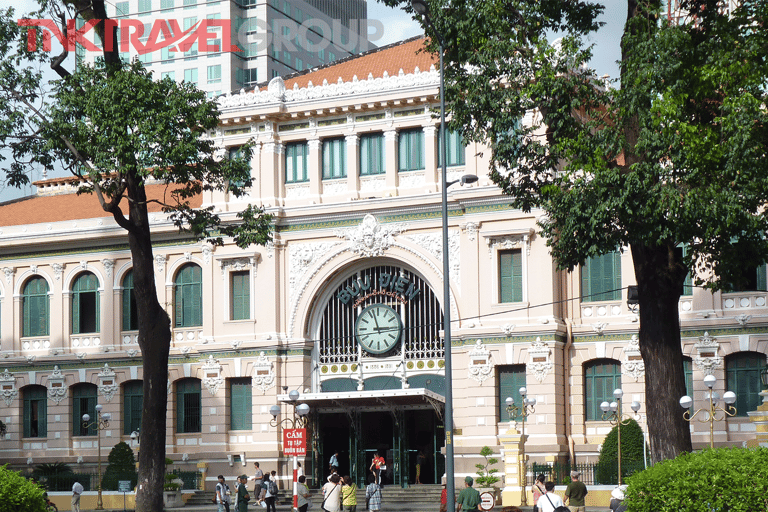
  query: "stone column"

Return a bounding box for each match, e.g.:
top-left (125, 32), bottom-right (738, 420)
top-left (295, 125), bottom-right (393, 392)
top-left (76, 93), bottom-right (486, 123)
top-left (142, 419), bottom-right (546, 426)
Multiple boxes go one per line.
top-left (748, 390), bottom-right (768, 447)
top-left (499, 425), bottom-right (525, 506)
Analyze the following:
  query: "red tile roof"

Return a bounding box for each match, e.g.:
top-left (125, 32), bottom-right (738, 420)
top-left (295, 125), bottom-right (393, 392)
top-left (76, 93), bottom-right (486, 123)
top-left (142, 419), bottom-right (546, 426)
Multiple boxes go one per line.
top-left (0, 183), bottom-right (201, 227)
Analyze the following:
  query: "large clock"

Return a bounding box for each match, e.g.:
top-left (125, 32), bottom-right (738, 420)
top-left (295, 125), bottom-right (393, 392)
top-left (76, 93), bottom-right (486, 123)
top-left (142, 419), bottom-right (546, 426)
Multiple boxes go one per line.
top-left (355, 304), bottom-right (402, 355)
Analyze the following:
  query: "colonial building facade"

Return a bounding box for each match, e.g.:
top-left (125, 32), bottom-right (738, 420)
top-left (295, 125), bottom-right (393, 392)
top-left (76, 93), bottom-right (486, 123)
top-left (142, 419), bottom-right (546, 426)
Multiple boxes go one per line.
top-left (1, 37), bottom-right (767, 505)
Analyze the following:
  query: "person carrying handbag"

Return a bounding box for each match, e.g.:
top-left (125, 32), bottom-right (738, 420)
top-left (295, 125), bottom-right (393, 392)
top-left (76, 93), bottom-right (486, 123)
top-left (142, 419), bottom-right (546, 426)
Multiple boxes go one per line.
top-left (532, 474), bottom-right (546, 512)
top-left (365, 474), bottom-right (381, 512)
top-left (321, 473), bottom-right (342, 512)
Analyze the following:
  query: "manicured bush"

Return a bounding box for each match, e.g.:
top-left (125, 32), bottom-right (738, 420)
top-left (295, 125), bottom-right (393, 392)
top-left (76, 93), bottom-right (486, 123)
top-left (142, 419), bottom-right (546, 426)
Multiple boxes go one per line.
top-left (624, 447), bottom-right (768, 512)
top-left (475, 446), bottom-right (500, 488)
top-left (596, 419), bottom-right (646, 484)
top-left (0, 465), bottom-right (46, 512)
top-left (101, 441), bottom-right (138, 490)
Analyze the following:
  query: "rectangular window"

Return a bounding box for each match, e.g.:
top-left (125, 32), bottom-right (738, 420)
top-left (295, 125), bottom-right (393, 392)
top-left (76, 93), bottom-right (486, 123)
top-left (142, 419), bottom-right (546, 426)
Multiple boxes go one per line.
top-left (231, 271), bottom-right (250, 320)
top-left (438, 129), bottom-right (466, 167)
top-left (183, 0), bottom-right (196, 8)
top-left (177, 380), bottom-right (202, 433)
top-left (123, 382), bottom-right (143, 435)
top-left (184, 68), bottom-right (198, 85)
top-left (285, 142), bottom-right (309, 183)
top-left (138, 0), bottom-right (152, 15)
top-left (584, 361), bottom-right (621, 421)
top-left (581, 251), bottom-right (622, 302)
top-left (162, 71), bottom-right (176, 81)
top-left (230, 378), bottom-right (253, 430)
top-left (360, 133), bottom-right (384, 176)
top-left (161, 46), bottom-right (174, 62)
top-left (161, 0), bottom-right (174, 8)
top-left (138, 51), bottom-right (152, 64)
top-left (72, 387), bottom-right (97, 437)
top-left (322, 138), bottom-right (347, 179)
top-left (115, 1), bottom-right (130, 16)
top-left (398, 128), bottom-right (424, 172)
top-left (207, 64), bottom-right (221, 83)
top-left (498, 365), bottom-right (526, 421)
top-left (499, 249), bottom-right (523, 303)
top-left (23, 387), bottom-right (47, 438)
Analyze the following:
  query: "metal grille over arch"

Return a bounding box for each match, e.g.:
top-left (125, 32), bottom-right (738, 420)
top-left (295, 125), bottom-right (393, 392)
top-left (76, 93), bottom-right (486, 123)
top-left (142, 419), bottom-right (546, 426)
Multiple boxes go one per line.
top-left (317, 265), bottom-right (444, 365)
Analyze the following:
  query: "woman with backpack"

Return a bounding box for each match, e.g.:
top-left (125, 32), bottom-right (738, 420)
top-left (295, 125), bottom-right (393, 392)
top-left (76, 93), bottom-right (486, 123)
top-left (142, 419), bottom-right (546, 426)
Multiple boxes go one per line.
top-left (258, 473), bottom-right (278, 512)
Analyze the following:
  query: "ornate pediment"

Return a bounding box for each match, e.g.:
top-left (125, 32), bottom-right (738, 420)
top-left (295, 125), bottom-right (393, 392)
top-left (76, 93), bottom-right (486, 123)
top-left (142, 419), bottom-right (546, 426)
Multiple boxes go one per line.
top-left (0, 369), bottom-right (18, 407)
top-left (202, 355), bottom-right (224, 396)
top-left (336, 214), bottom-right (406, 258)
top-left (467, 340), bottom-right (493, 384)
top-left (622, 335), bottom-right (645, 381)
top-left (528, 337), bottom-right (553, 383)
top-left (252, 352), bottom-right (276, 395)
top-left (98, 363), bottom-right (118, 402)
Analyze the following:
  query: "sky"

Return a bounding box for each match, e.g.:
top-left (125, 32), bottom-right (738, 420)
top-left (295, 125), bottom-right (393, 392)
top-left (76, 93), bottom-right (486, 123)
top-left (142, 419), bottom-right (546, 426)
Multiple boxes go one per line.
top-left (0, 0), bottom-right (624, 203)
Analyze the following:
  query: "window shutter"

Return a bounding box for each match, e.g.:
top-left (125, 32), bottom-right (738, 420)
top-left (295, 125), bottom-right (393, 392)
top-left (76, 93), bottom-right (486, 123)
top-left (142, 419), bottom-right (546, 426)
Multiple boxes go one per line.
top-left (23, 395), bottom-right (31, 438)
top-left (499, 251), bottom-right (522, 303)
top-left (232, 272), bottom-right (250, 320)
top-left (72, 289), bottom-right (81, 334)
top-left (498, 366), bottom-right (526, 420)
top-left (757, 265), bottom-right (767, 292)
top-left (176, 383), bottom-right (185, 432)
top-left (231, 379), bottom-right (252, 430)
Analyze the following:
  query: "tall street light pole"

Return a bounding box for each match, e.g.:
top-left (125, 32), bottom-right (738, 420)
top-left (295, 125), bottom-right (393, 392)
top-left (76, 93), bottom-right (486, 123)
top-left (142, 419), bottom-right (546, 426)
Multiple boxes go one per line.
top-left (600, 389), bottom-right (641, 486)
top-left (271, 390), bottom-right (310, 512)
top-left (82, 404), bottom-right (111, 510)
top-left (679, 375), bottom-right (737, 449)
top-left (411, 1), bottom-right (478, 506)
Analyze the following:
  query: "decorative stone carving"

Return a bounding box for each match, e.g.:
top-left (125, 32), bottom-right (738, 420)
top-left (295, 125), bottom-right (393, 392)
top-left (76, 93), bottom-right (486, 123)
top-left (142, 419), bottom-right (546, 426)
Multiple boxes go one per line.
top-left (47, 365), bottom-right (68, 404)
top-left (467, 340), bottom-right (493, 384)
top-left (501, 324), bottom-right (516, 335)
top-left (154, 254), bottom-right (167, 273)
top-left (461, 222), bottom-right (480, 242)
top-left (736, 314), bottom-right (752, 326)
top-left (127, 349), bottom-right (139, 358)
top-left (30, 265), bottom-right (38, 274)
top-left (0, 369), bottom-right (18, 406)
top-left (622, 335), bottom-right (645, 382)
top-left (252, 352), bottom-right (276, 395)
top-left (219, 257), bottom-right (254, 279)
top-left (201, 243), bottom-right (214, 265)
top-left (404, 231), bottom-right (460, 289)
top-left (79, 261), bottom-right (88, 270)
top-left (98, 363), bottom-right (118, 402)
top-left (101, 259), bottom-right (115, 278)
top-left (336, 214), bottom-right (406, 258)
top-left (1, 267), bottom-right (13, 284)
top-left (202, 355), bottom-right (224, 396)
top-left (26, 355), bottom-right (36, 364)
top-left (592, 322), bottom-right (607, 335)
top-left (693, 331), bottom-right (723, 376)
top-left (528, 337), bottom-right (553, 383)
top-left (230, 340), bottom-right (243, 351)
top-left (485, 230), bottom-right (534, 257)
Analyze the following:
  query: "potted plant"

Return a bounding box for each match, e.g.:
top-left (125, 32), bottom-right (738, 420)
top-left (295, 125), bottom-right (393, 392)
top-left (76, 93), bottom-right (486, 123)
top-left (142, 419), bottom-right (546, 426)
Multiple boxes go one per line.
top-left (475, 446), bottom-right (501, 502)
top-left (162, 460), bottom-right (184, 507)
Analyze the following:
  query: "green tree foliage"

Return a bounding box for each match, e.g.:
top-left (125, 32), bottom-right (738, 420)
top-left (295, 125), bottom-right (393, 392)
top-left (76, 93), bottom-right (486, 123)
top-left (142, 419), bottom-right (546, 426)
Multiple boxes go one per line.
top-left (596, 419), bottom-right (645, 484)
top-left (0, 465), bottom-right (46, 512)
top-left (102, 442), bottom-right (138, 491)
top-left (624, 447), bottom-right (768, 511)
top-left (386, 0), bottom-right (768, 462)
top-left (0, 3), bottom-right (273, 511)
top-left (474, 446), bottom-right (500, 488)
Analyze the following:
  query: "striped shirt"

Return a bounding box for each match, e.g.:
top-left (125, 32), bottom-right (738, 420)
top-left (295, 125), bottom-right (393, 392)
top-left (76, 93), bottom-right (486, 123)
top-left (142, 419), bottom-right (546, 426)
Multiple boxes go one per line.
top-left (365, 483), bottom-right (381, 511)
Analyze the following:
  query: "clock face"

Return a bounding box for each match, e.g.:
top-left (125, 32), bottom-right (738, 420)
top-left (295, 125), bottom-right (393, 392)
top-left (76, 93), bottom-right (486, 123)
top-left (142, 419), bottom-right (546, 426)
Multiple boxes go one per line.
top-left (355, 304), bottom-right (402, 355)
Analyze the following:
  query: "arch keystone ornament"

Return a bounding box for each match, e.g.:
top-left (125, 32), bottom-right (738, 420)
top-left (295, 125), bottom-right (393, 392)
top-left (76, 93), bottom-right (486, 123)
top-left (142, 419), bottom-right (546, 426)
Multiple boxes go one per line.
top-left (468, 340), bottom-right (493, 383)
top-left (98, 363), bottom-right (118, 402)
top-left (622, 335), bottom-right (645, 381)
top-left (202, 355), bottom-right (224, 396)
top-left (528, 337), bottom-right (553, 383)
top-left (47, 365), bottom-right (68, 404)
top-left (335, 214), bottom-right (406, 258)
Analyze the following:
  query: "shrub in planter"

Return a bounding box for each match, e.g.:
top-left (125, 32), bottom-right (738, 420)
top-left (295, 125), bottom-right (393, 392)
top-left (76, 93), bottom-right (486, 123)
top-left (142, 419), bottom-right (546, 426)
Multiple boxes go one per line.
top-left (475, 446), bottom-right (500, 488)
top-left (596, 419), bottom-right (645, 485)
top-left (624, 447), bottom-right (768, 511)
top-left (0, 465), bottom-right (46, 512)
top-left (101, 441), bottom-right (138, 490)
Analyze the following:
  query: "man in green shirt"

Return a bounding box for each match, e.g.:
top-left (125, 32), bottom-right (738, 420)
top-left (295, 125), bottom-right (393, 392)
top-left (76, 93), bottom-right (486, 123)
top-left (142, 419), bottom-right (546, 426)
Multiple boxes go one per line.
top-left (456, 476), bottom-right (481, 512)
top-left (564, 471), bottom-right (588, 512)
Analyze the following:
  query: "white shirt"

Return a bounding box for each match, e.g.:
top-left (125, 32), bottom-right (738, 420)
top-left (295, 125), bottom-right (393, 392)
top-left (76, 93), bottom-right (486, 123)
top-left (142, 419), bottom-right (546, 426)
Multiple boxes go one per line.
top-left (72, 482), bottom-right (84, 495)
top-left (537, 492), bottom-right (564, 512)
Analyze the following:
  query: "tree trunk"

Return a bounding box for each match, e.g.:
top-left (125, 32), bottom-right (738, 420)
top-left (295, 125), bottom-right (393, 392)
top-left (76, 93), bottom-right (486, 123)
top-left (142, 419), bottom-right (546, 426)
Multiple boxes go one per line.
top-left (630, 242), bottom-right (692, 462)
top-left (123, 175), bottom-right (172, 512)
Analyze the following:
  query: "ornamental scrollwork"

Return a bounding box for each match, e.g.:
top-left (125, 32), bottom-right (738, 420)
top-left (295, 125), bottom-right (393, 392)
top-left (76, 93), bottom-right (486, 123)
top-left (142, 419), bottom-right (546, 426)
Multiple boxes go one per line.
top-left (467, 340), bottom-right (493, 384)
top-left (528, 337), bottom-right (553, 383)
top-left (622, 335), bottom-right (645, 382)
top-left (252, 352), bottom-right (276, 395)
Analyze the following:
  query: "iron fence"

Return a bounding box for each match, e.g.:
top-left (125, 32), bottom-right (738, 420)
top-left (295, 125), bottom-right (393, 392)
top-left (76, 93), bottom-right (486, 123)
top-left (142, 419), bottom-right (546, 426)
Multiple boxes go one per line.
top-left (529, 460), bottom-right (647, 486)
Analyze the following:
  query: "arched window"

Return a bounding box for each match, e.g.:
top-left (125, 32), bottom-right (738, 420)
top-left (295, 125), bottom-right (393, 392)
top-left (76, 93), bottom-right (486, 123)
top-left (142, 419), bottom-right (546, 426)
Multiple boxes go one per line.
top-left (174, 264), bottom-right (202, 328)
top-left (72, 272), bottom-right (100, 334)
top-left (123, 381), bottom-right (143, 435)
top-left (23, 385), bottom-right (47, 438)
top-left (22, 277), bottom-right (49, 337)
top-left (176, 378), bottom-right (201, 433)
top-left (72, 383), bottom-right (98, 436)
top-left (584, 359), bottom-right (622, 421)
top-left (726, 352), bottom-right (765, 416)
top-left (122, 270), bottom-right (138, 331)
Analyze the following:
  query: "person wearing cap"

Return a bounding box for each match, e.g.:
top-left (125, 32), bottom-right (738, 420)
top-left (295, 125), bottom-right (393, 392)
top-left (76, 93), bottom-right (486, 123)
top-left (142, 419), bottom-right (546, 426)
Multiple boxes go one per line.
top-left (236, 475), bottom-right (250, 512)
top-left (609, 486), bottom-right (627, 512)
top-left (456, 476), bottom-right (481, 512)
top-left (565, 470), bottom-right (588, 512)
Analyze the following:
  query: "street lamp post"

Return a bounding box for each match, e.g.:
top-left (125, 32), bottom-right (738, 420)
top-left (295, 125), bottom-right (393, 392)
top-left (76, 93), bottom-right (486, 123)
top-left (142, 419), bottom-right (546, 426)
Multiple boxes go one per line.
top-left (82, 404), bottom-right (111, 510)
top-left (411, 0), bottom-right (478, 506)
top-left (679, 374), bottom-right (737, 449)
top-left (505, 388), bottom-right (536, 506)
top-left (600, 389), bottom-right (641, 486)
top-left (270, 390), bottom-right (310, 512)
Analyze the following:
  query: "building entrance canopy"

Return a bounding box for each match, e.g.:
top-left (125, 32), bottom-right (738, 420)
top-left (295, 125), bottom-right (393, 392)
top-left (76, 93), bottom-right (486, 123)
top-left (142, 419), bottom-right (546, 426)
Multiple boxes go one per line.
top-left (277, 388), bottom-right (444, 415)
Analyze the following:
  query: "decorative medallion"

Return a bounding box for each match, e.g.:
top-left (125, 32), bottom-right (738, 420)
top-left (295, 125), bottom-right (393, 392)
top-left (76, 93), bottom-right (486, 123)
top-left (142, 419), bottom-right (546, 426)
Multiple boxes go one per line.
top-left (336, 214), bottom-right (406, 258)
top-left (461, 222), bottom-right (480, 242)
top-left (1, 267), bottom-right (13, 284)
top-left (622, 335), bottom-right (645, 382)
top-left (47, 365), bottom-right (68, 404)
top-left (528, 337), bottom-right (553, 383)
top-left (98, 363), bottom-right (118, 402)
top-left (101, 259), bottom-right (115, 279)
top-left (252, 352), bottom-right (275, 395)
top-left (202, 355), bottom-right (224, 396)
top-left (467, 340), bottom-right (494, 384)
top-left (693, 331), bottom-right (722, 376)
top-left (0, 369), bottom-right (18, 406)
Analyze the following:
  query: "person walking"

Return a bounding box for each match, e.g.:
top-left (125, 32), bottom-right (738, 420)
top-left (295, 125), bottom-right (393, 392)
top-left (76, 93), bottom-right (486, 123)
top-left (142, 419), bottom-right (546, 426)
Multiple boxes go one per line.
top-left (329, 451), bottom-right (340, 473)
top-left (415, 449), bottom-right (426, 484)
top-left (341, 475), bottom-right (358, 512)
top-left (71, 480), bottom-right (84, 512)
top-left (456, 476), bottom-right (481, 512)
top-left (532, 474), bottom-right (546, 512)
top-left (365, 474), bottom-right (381, 512)
top-left (564, 471), bottom-right (587, 512)
top-left (297, 475), bottom-right (311, 512)
top-left (322, 473), bottom-right (343, 512)
top-left (538, 482), bottom-right (565, 512)
top-left (216, 475), bottom-right (232, 512)
top-left (236, 475), bottom-right (250, 512)
top-left (250, 462), bottom-right (264, 496)
top-left (369, 451), bottom-right (385, 485)
top-left (259, 473), bottom-right (278, 512)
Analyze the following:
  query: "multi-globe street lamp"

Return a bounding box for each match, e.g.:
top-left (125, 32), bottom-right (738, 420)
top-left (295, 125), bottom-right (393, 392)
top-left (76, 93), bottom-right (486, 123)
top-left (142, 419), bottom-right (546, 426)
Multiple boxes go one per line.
top-left (600, 389), bottom-right (641, 486)
top-left (505, 388), bottom-right (536, 506)
top-left (270, 390), bottom-right (310, 512)
top-left (411, 0), bottom-right (478, 506)
top-left (82, 404), bottom-right (111, 510)
top-left (679, 374), bottom-right (737, 449)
